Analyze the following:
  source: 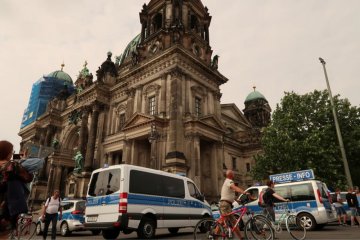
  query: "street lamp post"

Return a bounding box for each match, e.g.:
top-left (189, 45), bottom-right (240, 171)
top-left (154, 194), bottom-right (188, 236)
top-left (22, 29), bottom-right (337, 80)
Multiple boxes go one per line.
top-left (319, 57), bottom-right (353, 188)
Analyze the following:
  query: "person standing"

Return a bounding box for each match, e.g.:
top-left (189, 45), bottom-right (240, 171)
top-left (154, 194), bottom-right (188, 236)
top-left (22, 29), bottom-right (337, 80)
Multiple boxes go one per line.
top-left (263, 180), bottom-right (289, 222)
top-left (219, 169), bottom-right (247, 239)
top-left (333, 188), bottom-right (347, 226)
top-left (346, 187), bottom-right (360, 227)
top-left (42, 190), bottom-right (62, 240)
top-left (0, 140), bottom-right (33, 239)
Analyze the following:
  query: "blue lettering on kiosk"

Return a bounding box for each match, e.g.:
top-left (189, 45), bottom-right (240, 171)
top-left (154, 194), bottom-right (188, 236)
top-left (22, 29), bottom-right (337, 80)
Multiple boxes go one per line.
top-left (270, 169), bottom-right (314, 183)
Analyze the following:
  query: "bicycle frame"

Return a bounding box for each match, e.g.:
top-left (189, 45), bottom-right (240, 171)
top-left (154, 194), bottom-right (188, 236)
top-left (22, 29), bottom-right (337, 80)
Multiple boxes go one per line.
top-left (217, 205), bottom-right (249, 234)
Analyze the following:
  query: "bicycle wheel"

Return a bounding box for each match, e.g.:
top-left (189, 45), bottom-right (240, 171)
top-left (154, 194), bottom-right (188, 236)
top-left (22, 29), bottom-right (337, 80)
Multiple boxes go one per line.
top-left (286, 215), bottom-right (306, 240)
top-left (19, 222), bottom-right (37, 240)
top-left (194, 218), bottom-right (225, 240)
top-left (244, 215), bottom-right (274, 240)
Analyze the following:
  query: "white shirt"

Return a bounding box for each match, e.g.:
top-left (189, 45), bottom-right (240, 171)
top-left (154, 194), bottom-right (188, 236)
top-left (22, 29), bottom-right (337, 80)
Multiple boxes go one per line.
top-left (45, 197), bottom-right (61, 214)
top-left (220, 178), bottom-right (235, 202)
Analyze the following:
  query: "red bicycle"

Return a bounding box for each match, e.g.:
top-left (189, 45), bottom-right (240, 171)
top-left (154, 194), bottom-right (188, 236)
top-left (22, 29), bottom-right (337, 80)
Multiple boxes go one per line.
top-left (194, 197), bottom-right (274, 240)
top-left (10, 213), bottom-right (37, 240)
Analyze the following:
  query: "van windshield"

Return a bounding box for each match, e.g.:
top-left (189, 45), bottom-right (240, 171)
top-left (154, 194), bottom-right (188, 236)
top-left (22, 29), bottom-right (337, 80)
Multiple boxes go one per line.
top-left (88, 169), bottom-right (121, 196)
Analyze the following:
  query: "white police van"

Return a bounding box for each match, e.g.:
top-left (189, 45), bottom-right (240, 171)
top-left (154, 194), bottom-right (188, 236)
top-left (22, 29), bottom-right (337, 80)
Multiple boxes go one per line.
top-left (234, 170), bottom-right (337, 230)
top-left (85, 164), bottom-right (211, 239)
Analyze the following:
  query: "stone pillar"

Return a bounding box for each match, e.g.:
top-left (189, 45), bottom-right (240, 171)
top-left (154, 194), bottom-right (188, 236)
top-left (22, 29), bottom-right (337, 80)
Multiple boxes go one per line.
top-left (85, 104), bottom-right (101, 171)
top-left (165, 68), bottom-right (187, 173)
top-left (44, 126), bottom-right (55, 147)
top-left (79, 107), bottom-right (90, 158)
top-left (159, 75), bottom-right (167, 117)
top-left (193, 134), bottom-right (201, 189)
top-left (46, 161), bottom-right (55, 197)
top-left (210, 144), bottom-right (219, 197)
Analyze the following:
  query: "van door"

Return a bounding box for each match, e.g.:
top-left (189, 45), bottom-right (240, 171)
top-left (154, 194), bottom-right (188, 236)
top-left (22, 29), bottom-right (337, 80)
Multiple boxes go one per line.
top-left (162, 177), bottom-right (188, 228)
top-left (187, 181), bottom-right (206, 226)
top-left (316, 182), bottom-right (334, 219)
top-left (86, 168), bottom-right (121, 223)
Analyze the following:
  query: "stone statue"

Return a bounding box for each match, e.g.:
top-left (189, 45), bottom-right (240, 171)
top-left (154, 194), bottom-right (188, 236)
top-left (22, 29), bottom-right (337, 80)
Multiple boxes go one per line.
top-left (211, 55), bottom-right (219, 70)
top-left (73, 151), bottom-right (83, 174)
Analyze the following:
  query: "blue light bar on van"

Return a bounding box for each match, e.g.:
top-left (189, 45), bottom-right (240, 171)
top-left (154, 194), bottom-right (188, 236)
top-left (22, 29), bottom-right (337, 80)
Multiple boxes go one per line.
top-left (270, 169), bottom-right (315, 183)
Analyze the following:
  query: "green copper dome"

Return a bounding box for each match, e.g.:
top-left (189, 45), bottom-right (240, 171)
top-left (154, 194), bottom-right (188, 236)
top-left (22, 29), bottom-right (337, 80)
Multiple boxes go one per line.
top-left (118, 34), bottom-right (141, 65)
top-left (47, 70), bottom-right (73, 83)
top-left (245, 89), bottom-right (267, 103)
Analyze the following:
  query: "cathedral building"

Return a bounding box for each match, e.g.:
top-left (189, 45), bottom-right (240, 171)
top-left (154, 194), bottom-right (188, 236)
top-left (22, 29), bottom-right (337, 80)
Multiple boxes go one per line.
top-left (18, 0), bottom-right (271, 206)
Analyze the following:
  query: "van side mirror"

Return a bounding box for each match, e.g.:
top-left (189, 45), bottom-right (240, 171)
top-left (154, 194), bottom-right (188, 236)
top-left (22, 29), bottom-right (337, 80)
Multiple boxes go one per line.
top-left (197, 193), bottom-right (205, 202)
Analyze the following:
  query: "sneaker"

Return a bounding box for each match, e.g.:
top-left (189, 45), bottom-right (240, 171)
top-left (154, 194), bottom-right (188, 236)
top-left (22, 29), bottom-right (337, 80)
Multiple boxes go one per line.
top-left (351, 224), bottom-right (357, 227)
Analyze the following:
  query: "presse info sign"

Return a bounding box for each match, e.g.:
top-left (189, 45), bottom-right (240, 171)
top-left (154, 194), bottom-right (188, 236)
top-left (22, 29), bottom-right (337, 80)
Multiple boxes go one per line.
top-left (270, 169), bottom-right (315, 184)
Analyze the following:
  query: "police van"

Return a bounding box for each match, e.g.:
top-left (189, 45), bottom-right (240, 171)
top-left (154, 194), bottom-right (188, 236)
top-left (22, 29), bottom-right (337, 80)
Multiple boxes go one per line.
top-left (235, 170), bottom-right (337, 230)
top-left (85, 164), bottom-right (211, 239)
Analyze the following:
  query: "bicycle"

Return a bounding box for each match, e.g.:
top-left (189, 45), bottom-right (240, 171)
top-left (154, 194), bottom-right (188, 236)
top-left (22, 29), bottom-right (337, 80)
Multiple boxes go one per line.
top-left (194, 197), bottom-right (274, 240)
top-left (10, 213), bottom-right (37, 240)
top-left (261, 202), bottom-right (306, 240)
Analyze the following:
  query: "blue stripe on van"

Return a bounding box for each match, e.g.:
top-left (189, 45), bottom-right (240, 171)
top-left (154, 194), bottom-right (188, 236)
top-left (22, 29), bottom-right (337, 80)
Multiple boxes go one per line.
top-left (86, 193), bottom-right (210, 211)
top-left (212, 200), bottom-right (319, 219)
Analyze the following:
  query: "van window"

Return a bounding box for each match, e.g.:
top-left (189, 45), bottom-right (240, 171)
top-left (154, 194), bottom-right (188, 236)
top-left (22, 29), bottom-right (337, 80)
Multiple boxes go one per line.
top-left (187, 182), bottom-right (203, 201)
top-left (246, 188), bottom-right (259, 200)
top-left (274, 186), bottom-right (291, 203)
top-left (290, 183), bottom-right (315, 201)
top-left (62, 202), bottom-right (74, 211)
top-left (88, 169), bottom-right (121, 196)
top-left (163, 176), bottom-right (185, 198)
top-left (129, 170), bottom-right (185, 198)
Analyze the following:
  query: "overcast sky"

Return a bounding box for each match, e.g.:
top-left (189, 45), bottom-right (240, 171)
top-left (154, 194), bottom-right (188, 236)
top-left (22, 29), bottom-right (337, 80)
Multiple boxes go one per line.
top-left (1, 0), bottom-right (359, 152)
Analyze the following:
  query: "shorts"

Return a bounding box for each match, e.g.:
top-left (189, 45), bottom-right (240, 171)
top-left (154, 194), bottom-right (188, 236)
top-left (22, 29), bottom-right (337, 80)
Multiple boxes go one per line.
top-left (350, 207), bottom-right (359, 217)
top-left (219, 200), bottom-right (236, 222)
top-left (335, 206), bottom-right (346, 215)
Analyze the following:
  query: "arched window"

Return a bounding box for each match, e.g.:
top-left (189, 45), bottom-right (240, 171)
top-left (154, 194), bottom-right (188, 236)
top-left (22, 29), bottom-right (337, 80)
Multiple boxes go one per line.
top-left (153, 13), bottom-right (163, 32)
top-left (190, 15), bottom-right (198, 32)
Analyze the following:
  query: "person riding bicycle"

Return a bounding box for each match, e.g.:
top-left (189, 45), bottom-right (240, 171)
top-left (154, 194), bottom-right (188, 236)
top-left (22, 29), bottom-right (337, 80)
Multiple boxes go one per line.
top-left (0, 140), bottom-right (34, 239)
top-left (220, 169), bottom-right (247, 240)
top-left (262, 180), bottom-right (289, 222)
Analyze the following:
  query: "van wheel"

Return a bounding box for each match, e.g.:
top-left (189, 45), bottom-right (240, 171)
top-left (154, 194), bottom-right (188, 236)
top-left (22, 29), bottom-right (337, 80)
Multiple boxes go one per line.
top-left (102, 229), bottom-right (120, 239)
top-left (137, 217), bottom-right (156, 239)
top-left (168, 227), bottom-right (179, 234)
top-left (60, 222), bottom-right (71, 236)
top-left (36, 222), bottom-right (42, 235)
top-left (298, 213), bottom-right (317, 231)
top-left (91, 230), bottom-right (101, 235)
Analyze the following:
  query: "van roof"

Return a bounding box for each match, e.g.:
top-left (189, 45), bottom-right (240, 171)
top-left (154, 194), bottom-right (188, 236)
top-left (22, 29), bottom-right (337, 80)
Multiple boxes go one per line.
top-left (92, 164), bottom-right (193, 182)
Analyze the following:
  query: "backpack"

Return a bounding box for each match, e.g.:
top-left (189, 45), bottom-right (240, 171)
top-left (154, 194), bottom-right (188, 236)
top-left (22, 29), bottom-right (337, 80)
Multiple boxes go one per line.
top-left (258, 188), bottom-right (269, 207)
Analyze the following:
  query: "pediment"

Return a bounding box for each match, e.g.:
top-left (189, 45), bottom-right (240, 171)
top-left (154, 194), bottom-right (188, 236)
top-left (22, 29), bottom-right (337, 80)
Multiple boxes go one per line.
top-left (199, 115), bottom-right (226, 130)
top-left (221, 103), bottom-right (251, 127)
top-left (123, 113), bottom-right (154, 129)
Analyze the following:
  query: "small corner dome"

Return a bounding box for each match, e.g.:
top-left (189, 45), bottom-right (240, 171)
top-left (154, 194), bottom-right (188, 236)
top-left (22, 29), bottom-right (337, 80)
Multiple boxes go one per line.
top-left (245, 89), bottom-right (267, 103)
top-left (46, 70), bottom-right (73, 83)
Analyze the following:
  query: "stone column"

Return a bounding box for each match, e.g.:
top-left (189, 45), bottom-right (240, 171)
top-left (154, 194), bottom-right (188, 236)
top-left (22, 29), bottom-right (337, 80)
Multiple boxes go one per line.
top-left (44, 126), bottom-right (55, 147)
top-left (159, 75), bottom-right (167, 117)
top-left (46, 161), bottom-right (55, 197)
top-left (210, 143), bottom-right (219, 197)
top-left (79, 107), bottom-right (90, 158)
top-left (85, 104), bottom-right (101, 171)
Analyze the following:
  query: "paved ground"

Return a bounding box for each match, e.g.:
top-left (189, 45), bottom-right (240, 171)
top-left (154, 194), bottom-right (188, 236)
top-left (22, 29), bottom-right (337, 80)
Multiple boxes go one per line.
top-left (32, 223), bottom-right (359, 240)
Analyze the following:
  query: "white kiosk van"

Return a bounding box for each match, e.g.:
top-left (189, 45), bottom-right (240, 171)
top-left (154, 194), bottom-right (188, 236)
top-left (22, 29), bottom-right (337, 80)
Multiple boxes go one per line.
top-left (233, 170), bottom-right (336, 230)
top-left (85, 164), bottom-right (211, 239)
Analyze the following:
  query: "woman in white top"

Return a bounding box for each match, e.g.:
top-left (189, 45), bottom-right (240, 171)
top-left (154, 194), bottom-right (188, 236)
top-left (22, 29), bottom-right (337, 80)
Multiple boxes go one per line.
top-left (42, 190), bottom-right (62, 240)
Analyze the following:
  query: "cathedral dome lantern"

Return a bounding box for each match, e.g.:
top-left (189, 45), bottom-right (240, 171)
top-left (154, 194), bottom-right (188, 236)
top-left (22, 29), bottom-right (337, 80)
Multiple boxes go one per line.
top-left (136, 0), bottom-right (213, 66)
top-left (243, 87), bottom-right (272, 128)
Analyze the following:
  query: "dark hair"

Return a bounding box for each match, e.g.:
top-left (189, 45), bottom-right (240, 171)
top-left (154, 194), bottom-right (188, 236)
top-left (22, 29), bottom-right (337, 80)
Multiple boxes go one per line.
top-left (266, 180), bottom-right (274, 187)
top-left (0, 140), bottom-right (13, 160)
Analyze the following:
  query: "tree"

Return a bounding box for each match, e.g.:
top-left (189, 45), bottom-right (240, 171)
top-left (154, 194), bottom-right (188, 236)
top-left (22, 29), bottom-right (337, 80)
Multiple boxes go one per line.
top-left (252, 90), bottom-right (360, 189)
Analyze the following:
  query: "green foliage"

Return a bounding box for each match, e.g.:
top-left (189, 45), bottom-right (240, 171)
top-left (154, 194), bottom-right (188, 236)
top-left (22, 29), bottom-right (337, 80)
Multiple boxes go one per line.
top-left (252, 90), bottom-right (360, 189)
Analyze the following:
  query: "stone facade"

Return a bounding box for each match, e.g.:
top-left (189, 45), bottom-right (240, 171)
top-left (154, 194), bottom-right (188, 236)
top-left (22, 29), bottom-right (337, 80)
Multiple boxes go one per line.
top-left (19, 0), bottom-right (271, 207)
